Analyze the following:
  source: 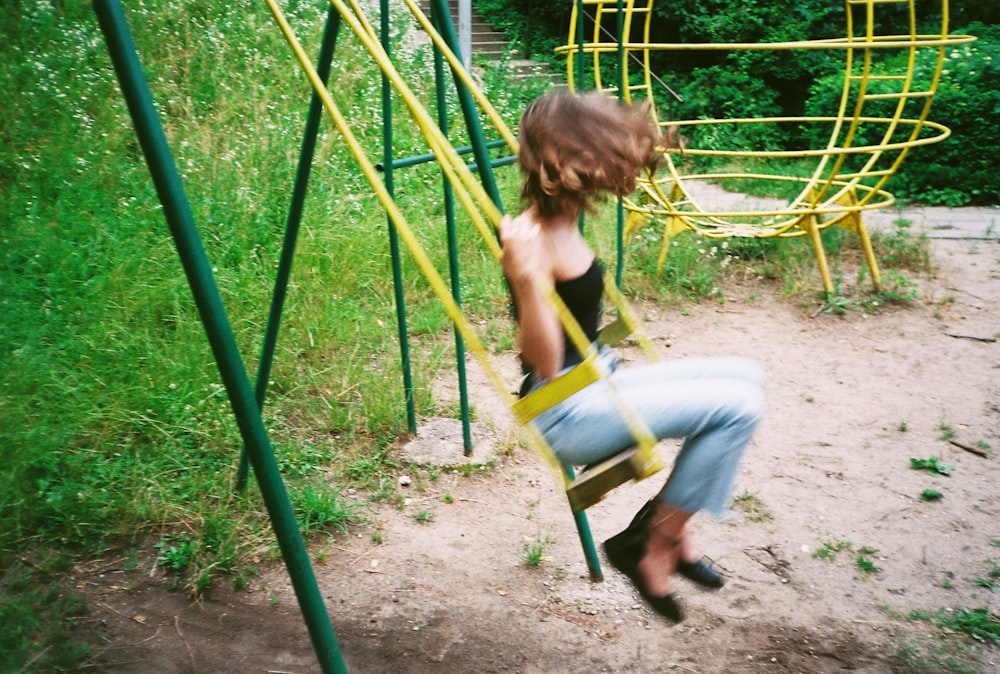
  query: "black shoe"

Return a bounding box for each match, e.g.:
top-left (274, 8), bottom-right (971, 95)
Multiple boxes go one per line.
top-left (676, 558), bottom-right (726, 590)
top-left (603, 528), bottom-right (685, 624)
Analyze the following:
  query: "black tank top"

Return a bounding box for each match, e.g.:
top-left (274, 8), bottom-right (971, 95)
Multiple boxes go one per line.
top-left (555, 258), bottom-right (603, 368)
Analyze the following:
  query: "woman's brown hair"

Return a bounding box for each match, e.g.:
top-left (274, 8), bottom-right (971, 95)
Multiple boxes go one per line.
top-left (517, 91), bottom-right (663, 220)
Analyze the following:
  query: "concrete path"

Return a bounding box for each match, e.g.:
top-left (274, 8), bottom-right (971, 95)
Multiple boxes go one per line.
top-left (672, 180), bottom-right (1000, 240)
top-left (864, 203), bottom-right (1000, 240)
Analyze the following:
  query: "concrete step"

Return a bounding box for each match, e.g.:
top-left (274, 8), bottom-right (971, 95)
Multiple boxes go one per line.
top-left (416, 0), bottom-right (561, 82)
top-left (508, 59), bottom-right (564, 84)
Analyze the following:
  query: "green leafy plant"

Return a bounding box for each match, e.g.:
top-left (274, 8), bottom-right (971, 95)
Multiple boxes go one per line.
top-left (919, 489), bottom-right (944, 502)
top-left (856, 553), bottom-right (882, 575)
top-left (521, 537), bottom-right (552, 567)
top-left (974, 560), bottom-right (1000, 592)
top-left (910, 456), bottom-right (955, 476)
top-left (813, 539), bottom-right (853, 560)
top-left (155, 535), bottom-right (196, 573)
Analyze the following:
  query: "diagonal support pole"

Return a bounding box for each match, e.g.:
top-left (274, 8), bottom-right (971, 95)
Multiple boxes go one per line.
top-left (236, 5), bottom-right (343, 491)
top-left (93, 1), bottom-right (347, 670)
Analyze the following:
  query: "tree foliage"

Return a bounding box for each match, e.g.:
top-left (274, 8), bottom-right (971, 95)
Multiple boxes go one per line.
top-left (475, 0), bottom-right (998, 205)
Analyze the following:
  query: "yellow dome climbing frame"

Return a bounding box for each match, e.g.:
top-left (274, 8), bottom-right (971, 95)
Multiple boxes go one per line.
top-left (558, 0), bottom-right (976, 293)
top-left (265, 0), bottom-right (668, 517)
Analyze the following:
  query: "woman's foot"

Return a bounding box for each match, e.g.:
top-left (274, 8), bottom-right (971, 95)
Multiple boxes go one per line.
top-left (676, 533), bottom-right (726, 590)
top-left (676, 558), bottom-right (726, 589)
top-left (603, 502), bottom-right (692, 623)
top-left (603, 531), bottom-right (683, 623)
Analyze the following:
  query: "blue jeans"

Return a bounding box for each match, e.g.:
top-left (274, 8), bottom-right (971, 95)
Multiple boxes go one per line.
top-left (530, 352), bottom-right (765, 517)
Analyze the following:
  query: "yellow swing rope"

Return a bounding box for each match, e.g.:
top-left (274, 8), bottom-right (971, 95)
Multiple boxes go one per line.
top-left (265, 0), bottom-right (665, 488)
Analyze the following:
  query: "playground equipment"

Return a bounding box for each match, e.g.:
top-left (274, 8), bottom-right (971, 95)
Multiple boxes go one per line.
top-left (559, 0), bottom-right (976, 293)
top-left (93, 1), bottom-right (974, 670)
top-left (95, 0), bottom-right (672, 671)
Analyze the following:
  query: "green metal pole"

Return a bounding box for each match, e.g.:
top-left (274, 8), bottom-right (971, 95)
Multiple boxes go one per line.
top-left (568, 0), bottom-right (602, 581)
top-left (428, 0), bottom-right (503, 214)
top-left (616, 0), bottom-right (626, 289)
top-left (237, 5), bottom-right (342, 491)
top-left (378, 139), bottom-right (509, 171)
top-left (382, 0), bottom-right (418, 435)
top-left (576, 0), bottom-right (585, 91)
top-left (94, 2), bottom-right (347, 671)
top-left (566, 467), bottom-right (603, 581)
top-left (576, 0), bottom-right (587, 235)
top-left (430, 5), bottom-right (473, 455)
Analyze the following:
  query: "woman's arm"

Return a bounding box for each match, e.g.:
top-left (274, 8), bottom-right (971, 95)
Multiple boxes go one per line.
top-left (499, 215), bottom-right (564, 380)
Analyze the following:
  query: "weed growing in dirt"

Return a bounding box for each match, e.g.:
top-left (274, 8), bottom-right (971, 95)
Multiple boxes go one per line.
top-left (451, 460), bottom-right (498, 477)
top-left (814, 540), bottom-right (853, 560)
top-left (290, 481), bottom-right (358, 538)
top-left (155, 535), bottom-right (196, 587)
top-left (814, 540), bottom-right (885, 576)
top-left (895, 631), bottom-right (988, 674)
top-left (910, 608), bottom-right (1000, 646)
top-left (920, 488), bottom-right (944, 502)
top-left (892, 550), bottom-right (1000, 673)
top-left (413, 510), bottom-right (435, 524)
top-left (872, 221), bottom-right (933, 272)
top-left (855, 548), bottom-right (882, 575)
top-left (521, 537), bottom-right (552, 567)
top-left (731, 491), bottom-right (773, 522)
top-left (973, 560), bottom-right (1000, 592)
top-left (911, 456), bottom-right (955, 476)
top-left (939, 423), bottom-right (958, 442)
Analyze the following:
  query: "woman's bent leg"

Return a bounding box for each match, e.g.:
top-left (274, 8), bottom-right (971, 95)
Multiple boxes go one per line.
top-left (539, 357), bottom-right (764, 515)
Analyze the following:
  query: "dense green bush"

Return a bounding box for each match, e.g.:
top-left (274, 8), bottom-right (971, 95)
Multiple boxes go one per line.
top-left (802, 22), bottom-right (1000, 206)
top-left (885, 23), bottom-right (1000, 205)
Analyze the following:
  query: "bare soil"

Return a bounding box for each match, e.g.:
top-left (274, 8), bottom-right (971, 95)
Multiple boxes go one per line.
top-left (73, 232), bottom-right (999, 673)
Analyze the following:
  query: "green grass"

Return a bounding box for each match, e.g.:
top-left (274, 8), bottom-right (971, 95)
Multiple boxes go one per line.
top-left (889, 551), bottom-right (1000, 673)
top-left (731, 491), bottom-right (773, 523)
top-left (901, 598), bottom-right (1000, 672)
top-left (855, 552), bottom-right (882, 575)
top-left (622, 212), bottom-right (933, 310)
top-left (0, 0), bottom-right (949, 670)
top-left (412, 509), bottom-right (435, 524)
top-left (521, 536), bottom-right (552, 567)
top-left (813, 540), bottom-right (852, 560)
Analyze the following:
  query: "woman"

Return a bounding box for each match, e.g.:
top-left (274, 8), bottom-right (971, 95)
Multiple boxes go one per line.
top-left (499, 91), bottom-right (765, 623)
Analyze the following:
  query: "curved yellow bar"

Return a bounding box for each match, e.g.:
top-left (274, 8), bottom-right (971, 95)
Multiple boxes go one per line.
top-left (562, 0), bottom-right (974, 293)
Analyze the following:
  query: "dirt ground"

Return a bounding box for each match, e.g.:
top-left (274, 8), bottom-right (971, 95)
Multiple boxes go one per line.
top-left (72, 221), bottom-right (999, 673)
